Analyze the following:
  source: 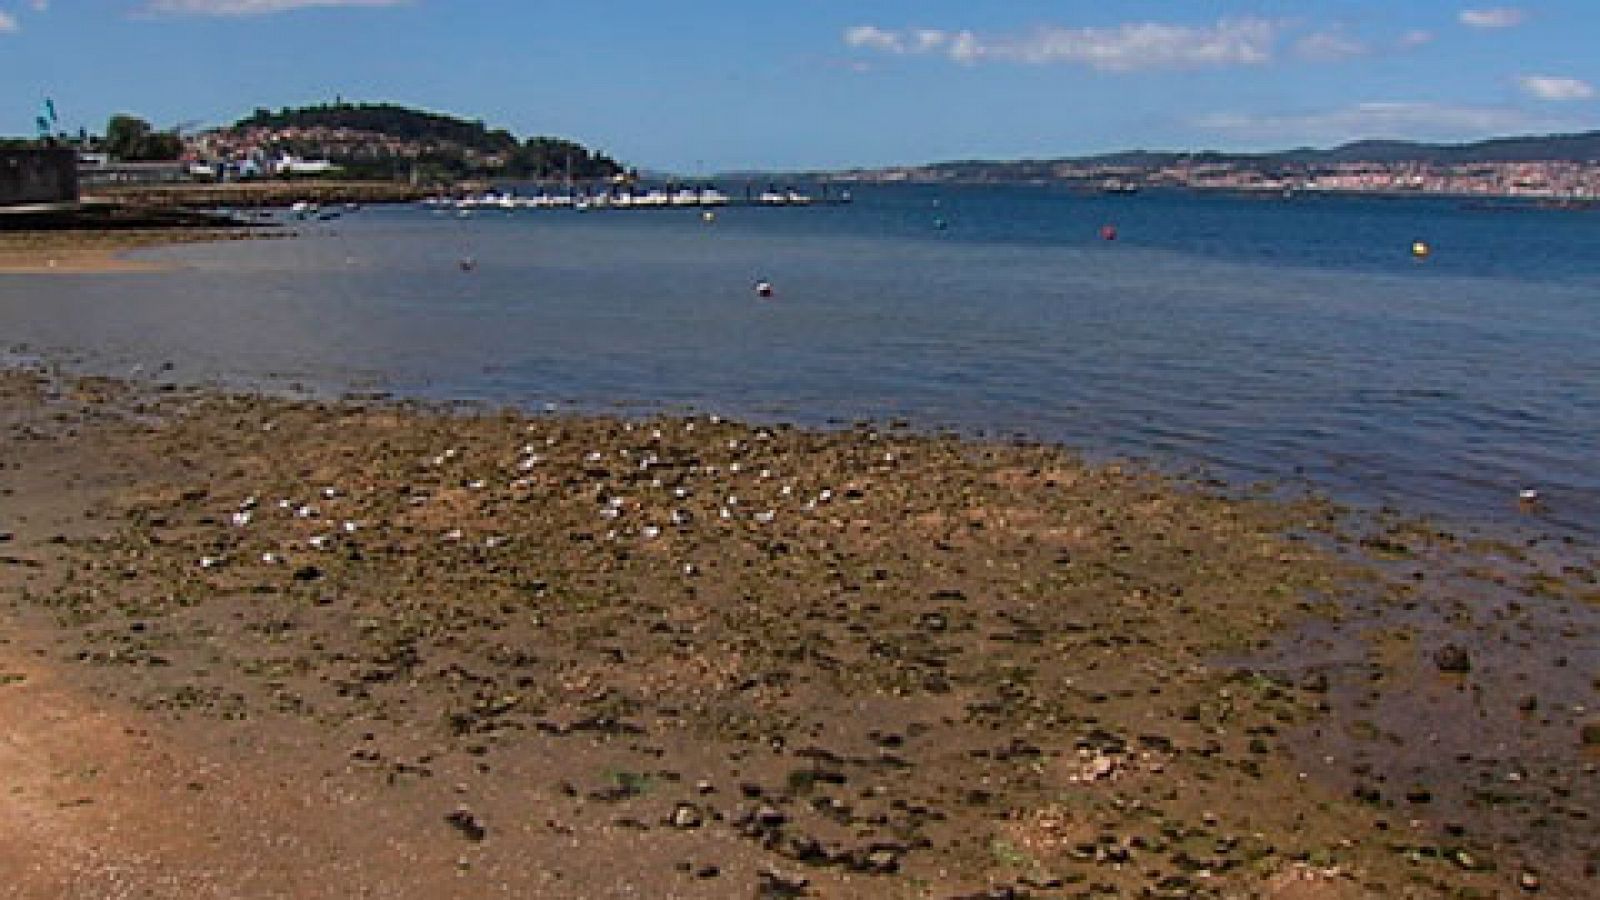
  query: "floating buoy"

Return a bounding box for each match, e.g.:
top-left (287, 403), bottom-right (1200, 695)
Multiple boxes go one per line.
top-left (1100, 224), bottom-right (1118, 241)
top-left (1411, 240), bottom-right (1431, 260)
top-left (933, 217), bottom-right (948, 230)
top-left (458, 256), bottom-right (477, 272)
top-left (754, 279), bottom-right (774, 298)
top-left (702, 211), bottom-right (716, 223)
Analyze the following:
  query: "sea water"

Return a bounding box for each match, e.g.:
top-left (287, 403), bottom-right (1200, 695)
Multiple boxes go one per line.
top-left (2, 184), bottom-right (1596, 537)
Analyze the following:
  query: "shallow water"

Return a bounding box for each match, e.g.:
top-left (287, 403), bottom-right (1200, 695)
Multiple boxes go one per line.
top-left (2, 185), bottom-right (1597, 538)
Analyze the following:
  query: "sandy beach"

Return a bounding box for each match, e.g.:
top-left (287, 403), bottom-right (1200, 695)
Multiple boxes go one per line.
top-left (0, 364), bottom-right (1594, 898)
top-left (0, 229), bottom-right (264, 275)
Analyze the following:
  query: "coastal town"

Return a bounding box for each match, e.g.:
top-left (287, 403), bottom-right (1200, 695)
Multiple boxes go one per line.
top-left (838, 156), bottom-right (1600, 200)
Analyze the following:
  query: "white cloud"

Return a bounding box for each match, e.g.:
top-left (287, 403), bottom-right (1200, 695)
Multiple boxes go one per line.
top-left (146, 0), bottom-right (406, 15)
top-left (0, 12), bottom-right (17, 32)
top-left (844, 18), bottom-right (1281, 72)
top-left (1398, 29), bottom-right (1435, 48)
top-left (1294, 30), bottom-right (1368, 62)
top-left (1518, 75), bottom-right (1595, 101)
top-left (30, 1), bottom-right (50, 11)
top-left (843, 25), bottom-right (904, 54)
top-left (1194, 102), bottom-right (1561, 142)
top-left (1459, 8), bottom-right (1527, 29)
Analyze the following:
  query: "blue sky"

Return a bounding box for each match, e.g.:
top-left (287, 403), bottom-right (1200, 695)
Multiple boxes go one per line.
top-left (2, 1), bottom-right (1596, 171)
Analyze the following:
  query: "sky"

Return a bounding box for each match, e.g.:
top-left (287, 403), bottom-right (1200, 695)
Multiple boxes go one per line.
top-left (2, 1), bottom-right (1597, 172)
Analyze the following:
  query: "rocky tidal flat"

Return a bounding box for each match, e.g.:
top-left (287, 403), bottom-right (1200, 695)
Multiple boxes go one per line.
top-left (1, 366), bottom-right (1596, 897)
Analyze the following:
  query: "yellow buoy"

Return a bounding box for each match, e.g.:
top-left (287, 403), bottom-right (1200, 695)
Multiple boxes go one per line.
top-left (1411, 240), bottom-right (1431, 260)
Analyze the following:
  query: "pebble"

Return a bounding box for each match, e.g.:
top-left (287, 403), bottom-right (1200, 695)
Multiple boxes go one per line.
top-left (1433, 643), bottom-right (1472, 673)
top-left (444, 806), bottom-right (487, 841)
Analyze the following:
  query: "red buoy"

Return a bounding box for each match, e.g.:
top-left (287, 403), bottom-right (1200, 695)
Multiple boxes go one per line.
top-left (1100, 224), bottom-right (1118, 241)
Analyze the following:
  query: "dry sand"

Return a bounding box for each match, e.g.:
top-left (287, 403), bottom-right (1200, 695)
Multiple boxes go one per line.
top-left (0, 366), bottom-right (1595, 898)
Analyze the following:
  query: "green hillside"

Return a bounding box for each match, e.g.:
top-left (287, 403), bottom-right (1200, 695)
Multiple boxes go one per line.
top-left (230, 102), bottom-right (624, 180)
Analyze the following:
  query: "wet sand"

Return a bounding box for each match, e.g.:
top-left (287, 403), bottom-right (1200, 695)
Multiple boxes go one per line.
top-left (0, 229), bottom-right (262, 275)
top-left (0, 366), bottom-right (1595, 898)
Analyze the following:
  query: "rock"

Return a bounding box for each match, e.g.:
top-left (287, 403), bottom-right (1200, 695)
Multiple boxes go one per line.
top-left (1581, 720), bottom-right (1600, 746)
top-left (445, 806), bottom-right (486, 841)
top-left (1087, 755), bottom-right (1118, 780)
top-left (757, 868), bottom-right (811, 898)
top-left (292, 564), bottom-right (323, 582)
top-left (1433, 644), bottom-right (1471, 674)
top-left (668, 803), bottom-right (703, 829)
top-left (1518, 694), bottom-right (1538, 712)
top-left (1518, 871), bottom-right (1541, 892)
top-left (1299, 672), bottom-right (1330, 693)
top-left (755, 804), bottom-right (787, 828)
top-left (853, 843), bottom-right (903, 874)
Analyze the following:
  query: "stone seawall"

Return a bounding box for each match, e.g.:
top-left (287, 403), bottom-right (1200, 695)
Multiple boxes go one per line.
top-left (0, 147), bottom-right (79, 208)
top-left (89, 180), bottom-right (428, 209)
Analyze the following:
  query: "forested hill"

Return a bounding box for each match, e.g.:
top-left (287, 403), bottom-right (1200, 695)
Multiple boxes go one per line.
top-left (223, 102), bottom-right (624, 180)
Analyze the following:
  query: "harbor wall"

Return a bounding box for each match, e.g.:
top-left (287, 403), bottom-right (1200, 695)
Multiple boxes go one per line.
top-left (0, 146), bottom-right (79, 208)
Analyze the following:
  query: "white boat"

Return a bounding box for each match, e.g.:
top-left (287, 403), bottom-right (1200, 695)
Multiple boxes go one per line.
top-left (699, 188), bottom-right (730, 206)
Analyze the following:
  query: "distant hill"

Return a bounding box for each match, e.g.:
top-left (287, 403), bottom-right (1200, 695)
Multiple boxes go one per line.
top-left (902, 130), bottom-right (1600, 180)
top-left (217, 102), bottom-right (624, 181)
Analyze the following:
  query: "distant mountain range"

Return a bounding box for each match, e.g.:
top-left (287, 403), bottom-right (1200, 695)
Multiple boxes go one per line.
top-left (843, 129), bottom-right (1600, 180)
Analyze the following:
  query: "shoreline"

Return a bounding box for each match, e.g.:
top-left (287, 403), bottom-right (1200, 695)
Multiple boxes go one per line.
top-left (0, 227), bottom-right (269, 275)
top-left (2, 365), bottom-right (1595, 896)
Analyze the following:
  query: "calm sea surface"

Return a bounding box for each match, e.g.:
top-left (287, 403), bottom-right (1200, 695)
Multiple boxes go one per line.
top-left (3, 185), bottom-right (1597, 537)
